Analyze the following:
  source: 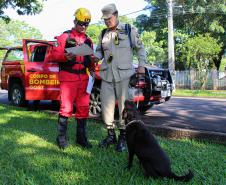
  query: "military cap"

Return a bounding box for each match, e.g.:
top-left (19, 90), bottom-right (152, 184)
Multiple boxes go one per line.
top-left (101, 3), bottom-right (118, 19)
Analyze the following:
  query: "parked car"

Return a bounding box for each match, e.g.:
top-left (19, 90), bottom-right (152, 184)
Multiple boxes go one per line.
top-left (0, 39), bottom-right (173, 115)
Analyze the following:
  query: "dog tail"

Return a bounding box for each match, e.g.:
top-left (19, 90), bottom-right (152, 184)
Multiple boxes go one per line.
top-left (168, 170), bottom-right (194, 182)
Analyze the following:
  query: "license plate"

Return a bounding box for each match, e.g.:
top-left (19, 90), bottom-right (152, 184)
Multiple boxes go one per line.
top-left (161, 90), bottom-right (167, 97)
top-left (167, 89), bottom-right (171, 96)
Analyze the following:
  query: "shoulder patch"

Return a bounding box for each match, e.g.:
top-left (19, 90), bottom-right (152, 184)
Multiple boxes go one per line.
top-left (136, 33), bottom-right (140, 38)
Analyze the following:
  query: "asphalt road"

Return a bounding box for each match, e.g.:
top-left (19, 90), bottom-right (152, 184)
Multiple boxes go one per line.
top-left (0, 90), bottom-right (8, 104)
top-left (144, 96), bottom-right (226, 134)
top-left (1, 89), bottom-right (226, 134)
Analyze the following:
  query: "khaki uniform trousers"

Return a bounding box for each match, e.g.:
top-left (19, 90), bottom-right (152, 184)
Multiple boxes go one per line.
top-left (100, 78), bottom-right (130, 130)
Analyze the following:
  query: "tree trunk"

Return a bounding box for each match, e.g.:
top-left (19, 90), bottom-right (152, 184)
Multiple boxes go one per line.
top-left (214, 47), bottom-right (225, 70)
top-left (190, 70), bottom-right (195, 89)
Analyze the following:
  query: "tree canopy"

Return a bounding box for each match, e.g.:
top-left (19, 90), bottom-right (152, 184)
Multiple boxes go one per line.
top-left (136, 0), bottom-right (226, 70)
top-left (140, 31), bottom-right (166, 66)
top-left (0, 19), bottom-right (43, 59)
top-left (0, 0), bottom-right (46, 22)
top-left (180, 34), bottom-right (222, 71)
top-left (86, 24), bottom-right (105, 45)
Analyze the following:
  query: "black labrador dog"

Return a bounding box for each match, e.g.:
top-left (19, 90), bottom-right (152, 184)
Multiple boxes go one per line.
top-left (122, 100), bottom-right (193, 182)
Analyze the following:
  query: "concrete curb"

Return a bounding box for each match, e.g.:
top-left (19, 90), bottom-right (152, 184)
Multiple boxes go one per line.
top-left (147, 124), bottom-right (226, 145)
top-left (46, 110), bottom-right (226, 145)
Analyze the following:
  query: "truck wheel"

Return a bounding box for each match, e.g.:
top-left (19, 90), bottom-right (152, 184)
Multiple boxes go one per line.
top-left (10, 83), bottom-right (28, 107)
top-left (165, 90), bottom-right (172, 101)
top-left (165, 96), bottom-right (171, 101)
top-left (89, 87), bottom-right (101, 117)
top-left (52, 100), bottom-right (60, 110)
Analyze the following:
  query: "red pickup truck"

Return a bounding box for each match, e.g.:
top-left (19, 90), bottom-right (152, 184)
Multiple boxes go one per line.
top-left (0, 39), bottom-right (173, 115)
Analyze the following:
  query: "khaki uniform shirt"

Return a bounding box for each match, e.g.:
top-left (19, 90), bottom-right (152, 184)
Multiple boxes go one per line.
top-left (95, 22), bottom-right (147, 82)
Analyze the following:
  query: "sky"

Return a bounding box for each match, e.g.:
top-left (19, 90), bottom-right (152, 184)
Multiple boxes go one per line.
top-left (4, 0), bottom-right (149, 40)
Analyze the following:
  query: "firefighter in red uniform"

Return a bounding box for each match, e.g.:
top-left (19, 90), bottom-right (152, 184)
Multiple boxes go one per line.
top-left (49, 8), bottom-right (94, 149)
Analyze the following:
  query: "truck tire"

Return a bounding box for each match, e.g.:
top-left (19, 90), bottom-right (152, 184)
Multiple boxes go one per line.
top-left (165, 96), bottom-right (171, 101)
top-left (10, 83), bottom-right (28, 107)
top-left (52, 100), bottom-right (60, 110)
top-left (89, 87), bottom-right (101, 117)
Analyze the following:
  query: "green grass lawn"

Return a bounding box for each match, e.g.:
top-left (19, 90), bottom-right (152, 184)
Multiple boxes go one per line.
top-left (0, 104), bottom-right (225, 185)
top-left (173, 89), bottom-right (226, 98)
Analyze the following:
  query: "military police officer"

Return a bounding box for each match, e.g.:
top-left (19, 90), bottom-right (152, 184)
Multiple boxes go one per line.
top-left (94, 3), bottom-right (147, 152)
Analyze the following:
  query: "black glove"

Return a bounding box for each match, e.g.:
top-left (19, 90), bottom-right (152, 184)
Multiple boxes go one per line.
top-left (83, 55), bottom-right (91, 68)
top-left (83, 39), bottom-right (93, 68)
top-left (129, 74), bottom-right (138, 87)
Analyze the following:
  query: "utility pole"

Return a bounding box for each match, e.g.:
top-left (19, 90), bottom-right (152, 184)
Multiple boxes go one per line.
top-left (167, 0), bottom-right (175, 89)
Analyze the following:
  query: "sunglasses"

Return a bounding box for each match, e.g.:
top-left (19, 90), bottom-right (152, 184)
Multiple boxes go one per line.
top-left (77, 21), bottom-right (89, 27)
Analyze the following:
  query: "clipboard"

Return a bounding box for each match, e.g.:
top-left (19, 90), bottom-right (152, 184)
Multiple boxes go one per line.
top-left (65, 44), bottom-right (93, 56)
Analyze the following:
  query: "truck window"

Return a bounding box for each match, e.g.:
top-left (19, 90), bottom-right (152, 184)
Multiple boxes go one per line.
top-left (30, 45), bottom-right (47, 62)
top-left (5, 49), bottom-right (23, 61)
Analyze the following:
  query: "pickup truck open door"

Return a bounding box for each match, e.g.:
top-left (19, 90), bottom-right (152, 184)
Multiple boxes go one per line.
top-left (23, 39), bottom-right (60, 100)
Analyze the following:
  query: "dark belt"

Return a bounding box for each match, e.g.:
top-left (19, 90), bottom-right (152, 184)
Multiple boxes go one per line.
top-left (60, 66), bottom-right (86, 74)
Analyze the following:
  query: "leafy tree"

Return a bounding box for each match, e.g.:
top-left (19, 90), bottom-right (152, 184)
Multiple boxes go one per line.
top-left (174, 30), bottom-right (190, 70)
top-left (0, 19), bottom-right (43, 59)
top-left (136, 0), bottom-right (226, 70)
top-left (86, 24), bottom-right (105, 45)
top-left (181, 34), bottom-right (222, 70)
top-left (180, 34), bottom-right (222, 89)
top-left (119, 16), bottom-right (135, 25)
top-left (140, 31), bottom-right (166, 66)
top-left (0, 0), bottom-right (46, 22)
top-left (173, 0), bottom-right (226, 70)
top-left (219, 57), bottom-right (226, 71)
top-left (135, 14), bottom-right (151, 33)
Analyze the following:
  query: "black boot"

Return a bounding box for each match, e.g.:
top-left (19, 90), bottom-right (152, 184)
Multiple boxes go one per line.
top-left (116, 129), bottom-right (127, 152)
top-left (99, 129), bottom-right (117, 148)
top-left (56, 115), bottom-right (68, 149)
top-left (76, 119), bottom-right (92, 148)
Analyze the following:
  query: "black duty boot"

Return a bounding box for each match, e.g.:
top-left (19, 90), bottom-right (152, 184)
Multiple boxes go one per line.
top-left (116, 129), bottom-right (127, 152)
top-left (99, 129), bottom-right (117, 148)
top-left (56, 115), bottom-right (68, 149)
top-left (76, 119), bottom-right (92, 148)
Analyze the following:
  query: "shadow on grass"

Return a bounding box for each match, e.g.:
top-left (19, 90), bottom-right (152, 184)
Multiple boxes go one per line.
top-left (0, 108), bottom-right (107, 184)
top-left (0, 104), bottom-right (225, 184)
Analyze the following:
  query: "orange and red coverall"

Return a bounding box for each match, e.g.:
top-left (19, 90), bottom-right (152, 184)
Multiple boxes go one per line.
top-left (49, 28), bottom-right (93, 119)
